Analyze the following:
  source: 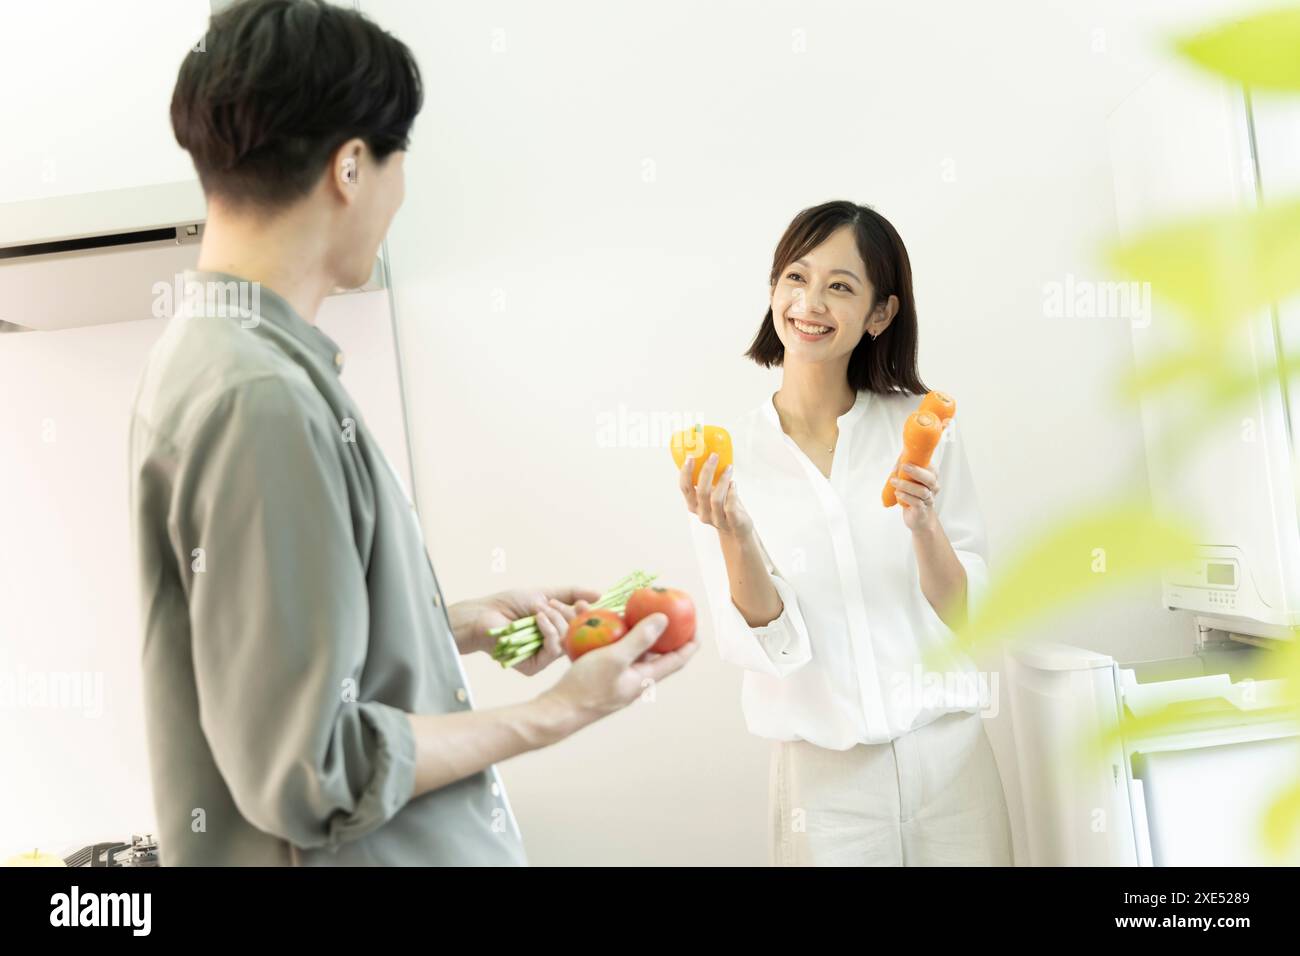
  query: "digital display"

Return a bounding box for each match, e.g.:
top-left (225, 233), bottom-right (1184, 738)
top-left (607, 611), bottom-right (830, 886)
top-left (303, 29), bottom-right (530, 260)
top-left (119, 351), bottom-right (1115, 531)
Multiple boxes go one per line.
top-left (1207, 562), bottom-right (1235, 587)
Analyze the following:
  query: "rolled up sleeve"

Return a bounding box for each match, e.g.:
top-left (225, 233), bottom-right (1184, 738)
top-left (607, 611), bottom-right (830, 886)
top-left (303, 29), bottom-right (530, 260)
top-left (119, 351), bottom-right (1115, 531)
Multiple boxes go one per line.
top-left (919, 418), bottom-right (992, 634)
top-left (686, 516), bottom-right (812, 678)
top-left (174, 375), bottom-right (416, 850)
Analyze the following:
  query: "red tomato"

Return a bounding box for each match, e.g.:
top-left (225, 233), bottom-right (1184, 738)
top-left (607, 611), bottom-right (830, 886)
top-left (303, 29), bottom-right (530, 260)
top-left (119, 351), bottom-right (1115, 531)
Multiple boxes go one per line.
top-left (564, 610), bottom-right (628, 661)
top-left (623, 587), bottom-right (696, 653)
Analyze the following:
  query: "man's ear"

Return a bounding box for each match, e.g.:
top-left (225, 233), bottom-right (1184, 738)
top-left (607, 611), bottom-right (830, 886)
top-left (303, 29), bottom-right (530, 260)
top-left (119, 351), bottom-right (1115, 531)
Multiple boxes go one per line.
top-left (329, 138), bottom-right (366, 203)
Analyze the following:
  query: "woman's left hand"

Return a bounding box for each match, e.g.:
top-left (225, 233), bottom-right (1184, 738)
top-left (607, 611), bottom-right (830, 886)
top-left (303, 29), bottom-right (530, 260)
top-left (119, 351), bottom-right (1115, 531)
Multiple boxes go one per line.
top-left (890, 462), bottom-right (941, 533)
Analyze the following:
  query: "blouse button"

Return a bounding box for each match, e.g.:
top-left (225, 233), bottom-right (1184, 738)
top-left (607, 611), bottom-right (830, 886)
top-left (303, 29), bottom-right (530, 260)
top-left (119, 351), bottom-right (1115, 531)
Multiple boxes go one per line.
top-left (455, 687), bottom-right (468, 703)
top-left (432, 591), bottom-right (442, 608)
top-left (333, 351), bottom-right (344, 369)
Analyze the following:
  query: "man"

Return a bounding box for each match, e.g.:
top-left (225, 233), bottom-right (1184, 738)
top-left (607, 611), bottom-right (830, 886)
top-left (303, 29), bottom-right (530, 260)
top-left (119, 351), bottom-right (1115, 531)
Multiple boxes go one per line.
top-left (129, 0), bottom-right (696, 866)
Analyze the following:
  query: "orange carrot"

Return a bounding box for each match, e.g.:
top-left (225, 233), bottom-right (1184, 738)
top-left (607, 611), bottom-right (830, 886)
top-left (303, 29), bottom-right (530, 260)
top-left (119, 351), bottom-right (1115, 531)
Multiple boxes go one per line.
top-left (918, 390), bottom-right (956, 424)
top-left (883, 390), bottom-right (956, 508)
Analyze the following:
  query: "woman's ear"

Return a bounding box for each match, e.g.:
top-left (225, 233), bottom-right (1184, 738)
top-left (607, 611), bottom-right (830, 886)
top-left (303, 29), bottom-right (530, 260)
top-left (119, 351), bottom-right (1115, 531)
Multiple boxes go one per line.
top-left (868, 294), bottom-right (900, 335)
top-left (884, 293), bottom-right (900, 323)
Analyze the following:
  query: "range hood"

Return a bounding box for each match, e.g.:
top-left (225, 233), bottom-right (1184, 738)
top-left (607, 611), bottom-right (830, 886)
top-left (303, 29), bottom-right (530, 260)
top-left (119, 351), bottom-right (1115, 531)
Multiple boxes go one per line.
top-left (0, 219), bottom-right (386, 333)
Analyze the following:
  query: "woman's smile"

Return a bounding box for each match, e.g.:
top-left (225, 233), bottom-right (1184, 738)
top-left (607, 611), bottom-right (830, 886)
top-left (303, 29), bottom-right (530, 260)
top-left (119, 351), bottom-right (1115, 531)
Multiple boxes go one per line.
top-left (789, 316), bottom-right (835, 339)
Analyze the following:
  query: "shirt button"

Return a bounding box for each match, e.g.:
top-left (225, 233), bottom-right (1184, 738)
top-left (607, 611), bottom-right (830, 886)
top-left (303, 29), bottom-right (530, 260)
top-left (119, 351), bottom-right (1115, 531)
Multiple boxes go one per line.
top-left (432, 592), bottom-right (442, 608)
top-left (455, 687), bottom-right (468, 703)
top-left (333, 351), bottom-right (344, 369)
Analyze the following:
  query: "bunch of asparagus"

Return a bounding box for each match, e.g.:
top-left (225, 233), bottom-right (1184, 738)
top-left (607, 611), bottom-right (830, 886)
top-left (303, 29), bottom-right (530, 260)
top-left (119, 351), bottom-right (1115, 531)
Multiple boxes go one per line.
top-left (490, 570), bottom-right (658, 668)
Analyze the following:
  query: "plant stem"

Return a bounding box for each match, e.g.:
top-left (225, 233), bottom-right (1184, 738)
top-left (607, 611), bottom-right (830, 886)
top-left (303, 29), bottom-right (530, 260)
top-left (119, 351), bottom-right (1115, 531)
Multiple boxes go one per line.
top-left (492, 570), bottom-right (658, 667)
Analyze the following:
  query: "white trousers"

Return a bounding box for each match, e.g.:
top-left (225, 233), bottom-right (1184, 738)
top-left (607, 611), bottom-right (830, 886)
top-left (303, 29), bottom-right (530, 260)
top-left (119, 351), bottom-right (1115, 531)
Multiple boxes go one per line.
top-left (769, 710), bottom-right (1014, 866)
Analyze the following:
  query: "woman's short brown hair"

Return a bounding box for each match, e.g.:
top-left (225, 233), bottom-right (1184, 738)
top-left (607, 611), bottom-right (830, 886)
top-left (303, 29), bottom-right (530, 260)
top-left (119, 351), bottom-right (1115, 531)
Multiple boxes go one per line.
top-left (746, 200), bottom-right (928, 396)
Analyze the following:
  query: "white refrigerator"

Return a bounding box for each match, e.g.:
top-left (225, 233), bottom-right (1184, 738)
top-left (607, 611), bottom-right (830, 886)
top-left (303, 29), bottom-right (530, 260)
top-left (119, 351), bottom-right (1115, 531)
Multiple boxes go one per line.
top-left (1008, 60), bottom-right (1300, 867)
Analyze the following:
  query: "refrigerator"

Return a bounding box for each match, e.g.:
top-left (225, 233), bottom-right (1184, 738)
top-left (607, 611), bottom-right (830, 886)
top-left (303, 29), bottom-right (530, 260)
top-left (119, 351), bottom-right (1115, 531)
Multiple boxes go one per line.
top-left (1006, 60), bottom-right (1300, 867)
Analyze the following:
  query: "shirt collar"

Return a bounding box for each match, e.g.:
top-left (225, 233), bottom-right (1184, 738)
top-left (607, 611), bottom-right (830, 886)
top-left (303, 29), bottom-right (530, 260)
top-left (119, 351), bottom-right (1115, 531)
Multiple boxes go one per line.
top-left (179, 268), bottom-right (346, 375)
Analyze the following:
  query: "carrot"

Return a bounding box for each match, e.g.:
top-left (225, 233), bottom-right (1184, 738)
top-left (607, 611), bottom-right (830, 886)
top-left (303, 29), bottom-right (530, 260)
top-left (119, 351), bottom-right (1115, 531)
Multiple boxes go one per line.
top-left (883, 390), bottom-right (955, 508)
top-left (918, 390), bottom-right (956, 424)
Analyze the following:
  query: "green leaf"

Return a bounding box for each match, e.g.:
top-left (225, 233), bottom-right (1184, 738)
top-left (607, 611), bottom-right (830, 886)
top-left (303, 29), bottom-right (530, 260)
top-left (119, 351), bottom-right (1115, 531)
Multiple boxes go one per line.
top-left (927, 500), bottom-right (1200, 663)
top-left (1106, 197), bottom-right (1300, 336)
top-left (1115, 347), bottom-right (1219, 403)
top-left (1122, 351), bottom-right (1300, 474)
top-left (1176, 7), bottom-right (1300, 91)
top-left (1260, 777), bottom-right (1300, 859)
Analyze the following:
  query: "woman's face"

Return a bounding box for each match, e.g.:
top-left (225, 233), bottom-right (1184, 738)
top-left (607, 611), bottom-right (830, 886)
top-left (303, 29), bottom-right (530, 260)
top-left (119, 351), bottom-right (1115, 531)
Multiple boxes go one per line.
top-left (769, 224), bottom-right (895, 365)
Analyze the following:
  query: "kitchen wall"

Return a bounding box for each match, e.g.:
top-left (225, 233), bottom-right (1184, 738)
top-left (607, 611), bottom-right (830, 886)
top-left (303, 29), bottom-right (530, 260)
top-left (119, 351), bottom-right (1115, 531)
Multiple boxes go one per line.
top-left (368, 0), bottom-right (1269, 864)
top-left (0, 0), bottom-right (1277, 865)
top-left (0, 291), bottom-right (410, 857)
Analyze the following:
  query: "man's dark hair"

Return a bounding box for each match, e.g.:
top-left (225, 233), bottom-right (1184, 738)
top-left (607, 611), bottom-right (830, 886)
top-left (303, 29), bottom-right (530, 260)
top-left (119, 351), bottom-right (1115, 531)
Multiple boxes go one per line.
top-left (746, 200), bottom-right (929, 396)
top-left (171, 0), bottom-right (423, 210)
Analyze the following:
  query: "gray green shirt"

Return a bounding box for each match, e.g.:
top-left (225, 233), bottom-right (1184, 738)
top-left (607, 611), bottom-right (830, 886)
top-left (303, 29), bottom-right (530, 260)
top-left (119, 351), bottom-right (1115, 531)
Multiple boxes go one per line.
top-left (128, 269), bottom-right (526, 866)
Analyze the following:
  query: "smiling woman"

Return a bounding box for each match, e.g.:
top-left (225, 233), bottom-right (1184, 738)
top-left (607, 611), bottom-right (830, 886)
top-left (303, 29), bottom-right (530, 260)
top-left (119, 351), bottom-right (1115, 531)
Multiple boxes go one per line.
top-left (681, 199), bottom-right (1013, 867)
top-left (746, 200), bottom-right (927, 396)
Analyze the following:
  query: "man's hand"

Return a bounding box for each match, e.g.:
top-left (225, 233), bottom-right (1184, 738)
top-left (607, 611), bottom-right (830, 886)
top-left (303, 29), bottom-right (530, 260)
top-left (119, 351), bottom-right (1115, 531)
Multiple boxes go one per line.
top-left (450, 586), bottom-right (601, 674)
top-left (544, 613), bottom-right (699, 723)
top-left (407, 610), bottom-right (701, 801)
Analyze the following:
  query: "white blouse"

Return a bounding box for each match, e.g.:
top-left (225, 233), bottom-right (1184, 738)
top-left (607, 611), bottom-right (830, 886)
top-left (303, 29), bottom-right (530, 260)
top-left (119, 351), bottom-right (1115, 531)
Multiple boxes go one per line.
top-left (686, 389), bottom-right (992, 750)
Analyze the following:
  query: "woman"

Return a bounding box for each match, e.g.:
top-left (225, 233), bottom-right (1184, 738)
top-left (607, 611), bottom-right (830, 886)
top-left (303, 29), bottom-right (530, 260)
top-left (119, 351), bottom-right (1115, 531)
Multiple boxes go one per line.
top-left (680, 200), bottom-right (1013, 866)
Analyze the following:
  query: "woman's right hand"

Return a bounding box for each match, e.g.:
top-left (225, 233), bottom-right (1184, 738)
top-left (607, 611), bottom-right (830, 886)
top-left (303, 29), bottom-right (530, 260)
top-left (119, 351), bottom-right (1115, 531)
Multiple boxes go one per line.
top-left (679, 452), bottom-right (753, 540)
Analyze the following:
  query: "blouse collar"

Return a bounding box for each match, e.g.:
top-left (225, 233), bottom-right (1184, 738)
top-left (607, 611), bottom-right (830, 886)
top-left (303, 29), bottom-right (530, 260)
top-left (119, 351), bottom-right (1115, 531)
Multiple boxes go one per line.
top-left (762, 389), bottom-right (872, 436)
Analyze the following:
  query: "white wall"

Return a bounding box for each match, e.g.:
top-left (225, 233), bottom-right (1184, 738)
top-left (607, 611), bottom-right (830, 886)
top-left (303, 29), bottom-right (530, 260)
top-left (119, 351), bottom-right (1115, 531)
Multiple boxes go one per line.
top-left (0, 291), bottom-right (411, 858)
top-left (369, 0), bottom-right (1271, 865)
top-left (0, 0), bottom-right (209, 246)
top-left (0, 0), bottom-right (1277, 866)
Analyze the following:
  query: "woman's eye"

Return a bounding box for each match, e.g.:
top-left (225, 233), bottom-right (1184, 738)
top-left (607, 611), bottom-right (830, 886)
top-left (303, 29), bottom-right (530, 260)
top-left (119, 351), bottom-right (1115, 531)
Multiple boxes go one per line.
top-left (784, 272), bottom-right (850, 292)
